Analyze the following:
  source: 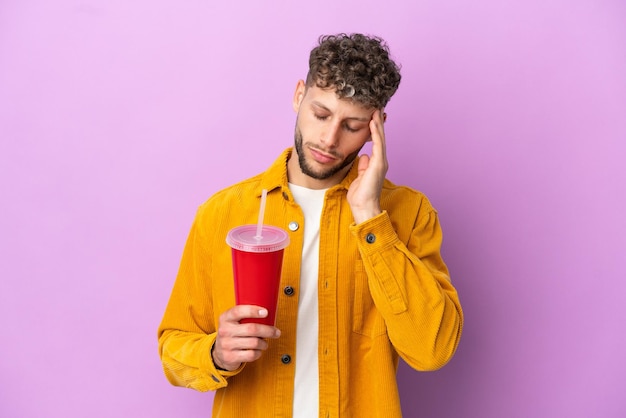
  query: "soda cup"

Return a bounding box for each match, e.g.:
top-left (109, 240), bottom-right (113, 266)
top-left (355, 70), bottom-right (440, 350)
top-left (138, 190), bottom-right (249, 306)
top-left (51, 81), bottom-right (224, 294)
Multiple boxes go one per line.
top-left (226, 225), bottom-right (290, 325)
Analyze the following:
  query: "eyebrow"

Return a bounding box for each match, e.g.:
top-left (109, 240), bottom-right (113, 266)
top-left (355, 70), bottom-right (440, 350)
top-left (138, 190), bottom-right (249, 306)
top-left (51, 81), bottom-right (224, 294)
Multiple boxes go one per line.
top-left (311, 101), bottom-right (371, 122)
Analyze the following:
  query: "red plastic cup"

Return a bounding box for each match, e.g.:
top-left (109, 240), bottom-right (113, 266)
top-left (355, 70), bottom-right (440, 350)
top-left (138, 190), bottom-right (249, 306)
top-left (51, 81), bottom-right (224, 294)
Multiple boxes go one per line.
top-left (226, 225), bottom-right (290, 325)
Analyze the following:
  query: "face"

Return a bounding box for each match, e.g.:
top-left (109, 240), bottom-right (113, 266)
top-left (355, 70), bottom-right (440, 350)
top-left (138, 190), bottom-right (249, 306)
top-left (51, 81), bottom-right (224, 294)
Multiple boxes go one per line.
top-left (289, 80), bottom-right (375, 188)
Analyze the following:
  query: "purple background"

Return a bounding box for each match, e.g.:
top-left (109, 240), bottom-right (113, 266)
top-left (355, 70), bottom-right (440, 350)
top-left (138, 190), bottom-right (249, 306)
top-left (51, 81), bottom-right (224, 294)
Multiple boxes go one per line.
top-left (1, 0), bottom-right (625, 417)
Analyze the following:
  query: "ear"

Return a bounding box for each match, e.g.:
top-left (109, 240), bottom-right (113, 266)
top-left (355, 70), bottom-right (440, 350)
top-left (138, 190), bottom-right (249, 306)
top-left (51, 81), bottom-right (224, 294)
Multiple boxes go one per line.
top-left (292, 80), bottom-right (306, 112)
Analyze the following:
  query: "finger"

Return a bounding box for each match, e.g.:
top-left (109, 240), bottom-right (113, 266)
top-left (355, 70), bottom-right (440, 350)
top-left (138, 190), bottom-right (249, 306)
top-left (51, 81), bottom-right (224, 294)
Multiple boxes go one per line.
top-left (228, 347), bottom-right (265, 365)
top-left (219, 334), bottom-right (270, 352)
top-left (357, 154), bottom-right (369, 175)
top-left (370, 111), bottom-right (385, 142)
top-left (240, 322), bottom-right (282, 339)
top-left (369, 110), bottom-right (387, 162)
top-left (376, 109), bottom-right (387, 153)
top-left (240, 336), bottom-right (270, 351)
top-left (223, 305), bottom-right (270, 323)
top-left (214, 340), bottom-right (267, 370)
top-left (218, 323), bottom-right (281, 341)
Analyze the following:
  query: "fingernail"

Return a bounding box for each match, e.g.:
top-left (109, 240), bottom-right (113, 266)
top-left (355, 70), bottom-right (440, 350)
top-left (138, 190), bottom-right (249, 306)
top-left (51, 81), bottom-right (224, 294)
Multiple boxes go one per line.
top-left (259, 309), bottom-right (268, 317)
top-left (275, 329), bottom-right (281, 337)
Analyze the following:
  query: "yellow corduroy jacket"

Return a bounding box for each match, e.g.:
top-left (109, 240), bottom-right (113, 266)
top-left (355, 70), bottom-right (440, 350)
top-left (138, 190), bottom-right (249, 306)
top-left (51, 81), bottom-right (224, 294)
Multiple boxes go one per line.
top-left (158, 148), bottom-right (463, 418)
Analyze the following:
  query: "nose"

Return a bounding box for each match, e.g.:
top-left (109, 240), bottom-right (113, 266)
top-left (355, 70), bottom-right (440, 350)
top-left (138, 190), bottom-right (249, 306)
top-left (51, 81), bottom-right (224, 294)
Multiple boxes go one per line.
top-left (320, 122), bottom-right (341, 149)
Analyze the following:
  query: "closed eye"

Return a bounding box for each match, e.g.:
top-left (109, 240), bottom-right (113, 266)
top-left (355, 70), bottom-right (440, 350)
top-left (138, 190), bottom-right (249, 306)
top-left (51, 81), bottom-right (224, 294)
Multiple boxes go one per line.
top-left (313, 109), bottom-right (364, 133)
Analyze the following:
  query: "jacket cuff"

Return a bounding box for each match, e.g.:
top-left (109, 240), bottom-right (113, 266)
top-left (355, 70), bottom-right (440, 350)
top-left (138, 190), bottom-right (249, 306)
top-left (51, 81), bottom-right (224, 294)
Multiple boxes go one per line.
top-left (349, 210), bottom-right (399, 255)
top-left (203, 334), bottom-right (246, 388)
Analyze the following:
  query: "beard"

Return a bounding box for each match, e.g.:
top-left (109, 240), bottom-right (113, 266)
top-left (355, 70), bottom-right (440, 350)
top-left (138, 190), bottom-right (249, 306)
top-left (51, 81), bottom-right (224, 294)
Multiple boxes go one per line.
top-left (294, 127), bottom-right (362, 181)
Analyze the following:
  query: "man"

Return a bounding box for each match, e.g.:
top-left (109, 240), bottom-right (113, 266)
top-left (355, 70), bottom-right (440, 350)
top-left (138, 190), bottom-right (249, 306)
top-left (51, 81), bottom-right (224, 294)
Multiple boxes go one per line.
top-left (158, 33), bottom-right (463, 417)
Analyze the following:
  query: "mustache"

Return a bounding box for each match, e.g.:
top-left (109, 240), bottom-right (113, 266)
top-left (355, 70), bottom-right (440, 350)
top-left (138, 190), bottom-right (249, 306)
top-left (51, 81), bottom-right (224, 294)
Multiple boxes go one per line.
top-left (294, 128), bottom-right (343, 159)
top-left (308, 145), bottom-right (342, 159)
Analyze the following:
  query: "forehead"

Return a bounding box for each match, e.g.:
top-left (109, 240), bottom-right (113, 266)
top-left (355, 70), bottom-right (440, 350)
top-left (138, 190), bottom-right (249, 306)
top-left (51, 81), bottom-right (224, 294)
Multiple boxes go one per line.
top-left (304, 85), bottom-right (374, 115)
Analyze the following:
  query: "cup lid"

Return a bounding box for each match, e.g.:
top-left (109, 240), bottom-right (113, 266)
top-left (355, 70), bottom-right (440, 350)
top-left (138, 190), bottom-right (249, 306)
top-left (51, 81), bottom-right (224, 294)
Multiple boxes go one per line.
top-left (226, 225), bottom-right (290, 253)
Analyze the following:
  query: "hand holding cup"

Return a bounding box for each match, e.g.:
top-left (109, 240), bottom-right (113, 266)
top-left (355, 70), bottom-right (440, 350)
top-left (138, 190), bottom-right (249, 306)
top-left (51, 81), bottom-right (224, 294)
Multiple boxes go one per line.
top-left (212, 305), bottom-right (282, 371)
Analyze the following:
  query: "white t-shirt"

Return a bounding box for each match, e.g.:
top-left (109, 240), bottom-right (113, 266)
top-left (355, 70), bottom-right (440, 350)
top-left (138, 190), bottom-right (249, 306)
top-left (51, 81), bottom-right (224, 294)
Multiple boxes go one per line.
top-left (288, 183), bottom-right (326, 418)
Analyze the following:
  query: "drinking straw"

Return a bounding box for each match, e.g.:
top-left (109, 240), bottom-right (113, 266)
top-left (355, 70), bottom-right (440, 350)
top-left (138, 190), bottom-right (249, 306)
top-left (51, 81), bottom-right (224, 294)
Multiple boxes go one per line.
top-left (255, 189), bottom-right (267, 239)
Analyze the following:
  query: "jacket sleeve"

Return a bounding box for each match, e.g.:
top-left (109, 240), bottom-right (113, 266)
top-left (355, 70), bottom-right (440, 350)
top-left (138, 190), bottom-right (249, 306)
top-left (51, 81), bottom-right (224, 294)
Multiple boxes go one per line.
top-left (157, 213), bottom-right (244, 391)
top-left (349, 208), bottom-right (463, 371)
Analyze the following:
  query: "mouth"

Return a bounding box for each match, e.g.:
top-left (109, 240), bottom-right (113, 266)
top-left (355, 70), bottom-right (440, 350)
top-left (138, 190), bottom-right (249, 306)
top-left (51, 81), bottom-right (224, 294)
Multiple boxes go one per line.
top-left (308, 147), bottom-right (338, 164)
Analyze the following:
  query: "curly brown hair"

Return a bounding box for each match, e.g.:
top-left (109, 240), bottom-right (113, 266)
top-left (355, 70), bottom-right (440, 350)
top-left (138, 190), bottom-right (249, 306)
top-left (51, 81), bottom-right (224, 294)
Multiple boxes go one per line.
top-left (306, 33), bottom-right (401, 109)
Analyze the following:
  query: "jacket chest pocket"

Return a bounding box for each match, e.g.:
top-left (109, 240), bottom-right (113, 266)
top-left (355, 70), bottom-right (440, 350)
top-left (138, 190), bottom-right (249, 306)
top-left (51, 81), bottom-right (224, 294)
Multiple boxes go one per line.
top-left (352, 262), bottom-right (387, 337)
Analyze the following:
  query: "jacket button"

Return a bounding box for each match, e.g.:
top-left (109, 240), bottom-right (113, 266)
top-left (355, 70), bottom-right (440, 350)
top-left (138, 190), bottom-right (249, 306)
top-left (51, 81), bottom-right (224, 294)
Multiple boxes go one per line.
top-left (365, 233), bottom-right (376, 244)
top-left (288, 221), bottom-right (299, 231)
top-left (281, 354), bottom-right (292, 364)
top-left (283, 286), bottom-right (295, 296)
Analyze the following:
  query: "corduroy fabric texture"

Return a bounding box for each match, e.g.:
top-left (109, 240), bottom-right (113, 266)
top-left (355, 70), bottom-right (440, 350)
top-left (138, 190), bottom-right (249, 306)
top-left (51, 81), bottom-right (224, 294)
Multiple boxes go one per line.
top-left (158, 148), bottom-right (463, 417)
